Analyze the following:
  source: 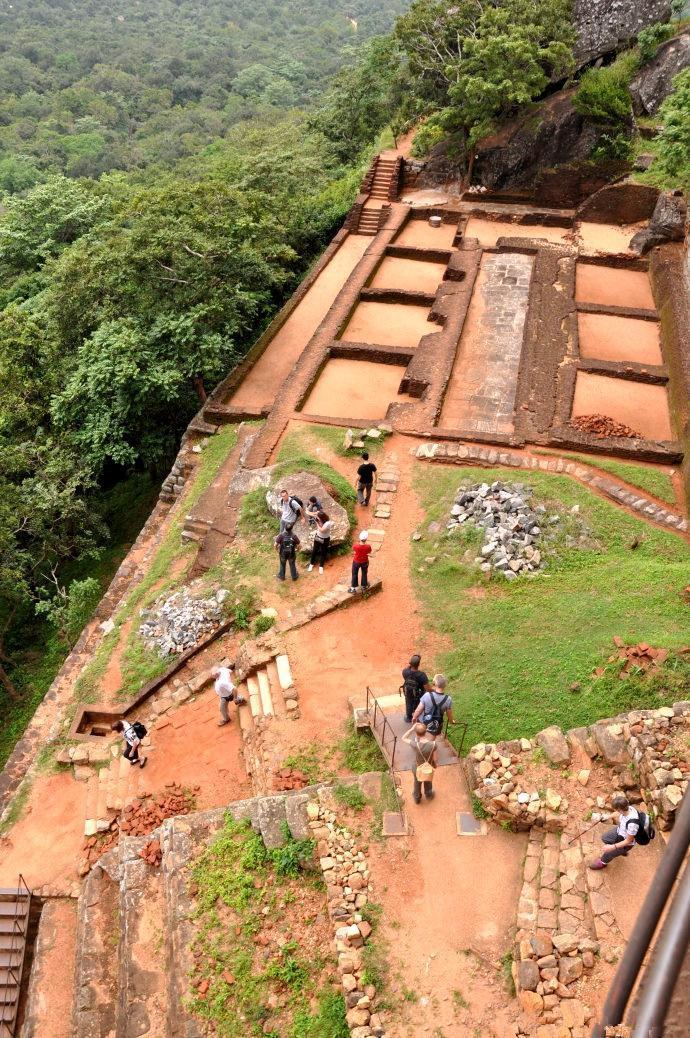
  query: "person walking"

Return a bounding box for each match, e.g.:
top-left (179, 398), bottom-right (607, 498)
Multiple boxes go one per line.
top-left (307, 511), bottom-right (333, 574)
top-left (275, 527), bottom-right (300, 581)
top-left (403, 722), bottom-right (437, 804)
top-left (213, 663), bottom-right (245, 726)
top-left (356, 452), bottom-right (377, 507)
top-left (401, 654), bottom-right (433, 724)
top-left (278, 489), bottom-right (303, 533)
top-left (111, 719), bottom-right (147, 768)
top-left (348, 530), bottom-right (371, 592)
top-left (589, 795), bottom-right (652, 869)
top-left (412, 674), bottom-right (455, 736)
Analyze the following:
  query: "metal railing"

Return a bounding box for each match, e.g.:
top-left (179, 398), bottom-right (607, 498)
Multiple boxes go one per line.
top-left (593, 789), bottom-right (690, 1037)
top-left (3, 874), bottom-right (31, 1035)
top-left (442, 714), bottom-right (469, 755)
top-left (365, 685), bottom-right (399, 770)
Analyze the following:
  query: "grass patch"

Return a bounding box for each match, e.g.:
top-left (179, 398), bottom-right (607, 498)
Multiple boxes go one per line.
top-left (282, 744), bottom-right (336, 785)
top-left (501, 950), bottom-right (516, 997)
top-left (411, 464), bottom-right (690, 749)
top-left (187, 817), bottom-right (341, 1038)
top-left (0, 777), bottom-right (32, 835)
top-left (339, 719), bottom-right (386, 773)
top-left (290, 422), bottom-right (388, 458)
top-left (333, 783), bottom-right (368, 812)
top-left (535, 449), bottom-right (677, 506)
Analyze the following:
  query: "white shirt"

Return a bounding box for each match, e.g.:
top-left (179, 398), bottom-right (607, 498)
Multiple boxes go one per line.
top-left (617, 807), bottom-right (640, 840)
top-left (122, 721), bottom-right (139, 746)
top-left (315, 519), bottom-right (333, 539)
top-left (215, 667), bottom-right (236, 700)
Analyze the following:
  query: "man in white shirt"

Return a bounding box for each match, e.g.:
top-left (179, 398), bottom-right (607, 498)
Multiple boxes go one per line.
top-left (111, 719), bottom-right (147, 768)
top-left (214, 664), bottom-right (241, 726)
top-left (590, 795), bottom-right (640, 869)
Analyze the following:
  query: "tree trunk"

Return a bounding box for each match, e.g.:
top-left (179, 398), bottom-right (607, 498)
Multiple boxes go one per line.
top-left (0, 662), bottom-right (21, 701)
top-left (193, 375), bottom-right (207, 404)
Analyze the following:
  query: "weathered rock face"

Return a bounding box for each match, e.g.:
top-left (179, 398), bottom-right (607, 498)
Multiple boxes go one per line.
top-left (573, 0), bottom-right (672, 69)
top-left (472, 91), bottom-right (605, 191)
top-left (266, 471), bottom-right (350, 552)
top-left (576, 181), bottom-right (660, 225)
top-left (631, 31), bottom-right (690, 115)
top-left (630, 192), bottom-right (688, 255)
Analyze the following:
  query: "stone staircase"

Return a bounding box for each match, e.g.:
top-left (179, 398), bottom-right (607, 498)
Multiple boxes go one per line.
top-left (72, 788), bottom-right (333, 1038)
top-left (84, 744), bottom-right (149, 837)
top-left (238, 652), bottom-right (297, 729)
top-left (368, 155), bottom-right (399, 200)
top-left (357, 206), bottom-right (382, 235)
top-left (0, 883), bottom-right (32, 1038)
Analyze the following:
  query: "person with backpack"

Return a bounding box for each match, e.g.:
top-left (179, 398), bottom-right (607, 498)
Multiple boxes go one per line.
top-left (401, 654), bottom-right (433, 724)
top-left (274, 528), bottom-right (300, 581)
top-left (411, 674), bottom-right (455, 736)
top-left (305, 495), bottom-right (323, 528)
top-left (307, 511), bottom-right (333, 574)
top-left (348, 530), bottom-right (371, 592)
top-left (356, 452), bottom-right (377, 507)
top-left (589, 795), bottom-right (655, 869)
top-left (111, 719), bottom-right (147, 768)
top-left (278, 489), bottom-right (303, 533)
top-left (213, 663), bottom-right (245, 726)
top-left (403, 722), bottom-right (438, 804)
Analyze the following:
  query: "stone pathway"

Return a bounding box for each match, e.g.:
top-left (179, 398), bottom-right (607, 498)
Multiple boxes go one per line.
top-left (414, 442), bottom-right (687, 533)
top-left (373, 451), bottom-right (400, 522)
top-left (440, 253), bottom-right (533, 436)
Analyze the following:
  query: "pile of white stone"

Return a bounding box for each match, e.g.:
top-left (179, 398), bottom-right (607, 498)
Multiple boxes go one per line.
top-left (139, 587), bottom-right (230, 657)
top-left (448, 481), bottom-right (559, 578)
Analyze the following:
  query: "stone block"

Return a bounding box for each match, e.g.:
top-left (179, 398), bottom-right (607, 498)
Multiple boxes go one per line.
top-left (517, 959), bottom-right (540, 992)
top-left (257, 796), bottom-right (288, 848)
top-left (536, 726), bottom-right (570, 764)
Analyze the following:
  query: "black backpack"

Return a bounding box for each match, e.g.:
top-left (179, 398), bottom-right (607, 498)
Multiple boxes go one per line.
top-left (132, 721), bottom-right (147, 740)
top-left (423, 692), bottom-right (450, 735)
top-left (631, 810), bottom-right (656, 846)
top-left (281, 536), bottom-right (297, 560)
top-left (289, 496), bottom-right (303, 514)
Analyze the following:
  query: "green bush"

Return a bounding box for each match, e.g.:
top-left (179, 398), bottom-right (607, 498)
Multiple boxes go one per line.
top-left (252, 613), bottom-right (275, 636)
top-left (574, 50), bottom-right (640, 126)
top-left (333, 783), bottom-right (368, 812)
top-left (637, 22), bottom-right (675, 63)
top-left (411, 118), bottom-right (447, 158)
top-left (654, 68), bottom-right (690, 178)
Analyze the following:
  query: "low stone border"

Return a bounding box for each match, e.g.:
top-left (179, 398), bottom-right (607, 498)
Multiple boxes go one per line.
top-left (413, 442), bottom-right (687, 532)
top-left (309, 795), bottom-right (385, 1038)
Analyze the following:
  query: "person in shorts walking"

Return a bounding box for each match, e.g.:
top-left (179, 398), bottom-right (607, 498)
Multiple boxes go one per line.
top-left (111, 719), bottom-right (147, 768)
top-left (213, 663), bottom-right (245, 726)
top-left (412, 674), bottom-right (455, 735)
top-left (401, 654), bottom-right (433, 724)
top-left (348, 530), bottom-right (371, 592)
top-left (403, 722), bottom-right (437, 804)
top-left (275, 528), bottom-right (300, 581)
top-left (356, 452), bottom-right (377, 507)
top-left (589, 795), bottom-right (645, 869)
top-left (307, 511), bottom-right (333, 574)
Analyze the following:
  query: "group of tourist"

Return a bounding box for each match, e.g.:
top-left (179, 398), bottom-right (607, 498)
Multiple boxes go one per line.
top-left (273, 451), bottom-right (378, 592)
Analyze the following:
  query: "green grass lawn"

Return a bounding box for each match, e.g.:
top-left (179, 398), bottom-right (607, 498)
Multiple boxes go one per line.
top-left (535, 450), bottom-right (678, 506)
top-left (411, 465), bottom-right (690, 750)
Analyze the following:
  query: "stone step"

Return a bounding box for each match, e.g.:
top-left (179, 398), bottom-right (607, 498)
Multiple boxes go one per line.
top-left (275, 653), bottom-right (293, 693)
top-left (237, 682), bottom-right (255, 735)
top-left (116, 835), bottom-right (169, 1038)
top-left (257, 667), bottom-right (274, 717)
top-left (265, 658), bottom-right (287, 720)
top-left (246, 674), bottom-right (262, 718)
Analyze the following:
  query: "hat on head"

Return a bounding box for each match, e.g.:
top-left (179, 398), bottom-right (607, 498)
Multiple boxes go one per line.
top-left (359, 530), bottom-right (368, 541)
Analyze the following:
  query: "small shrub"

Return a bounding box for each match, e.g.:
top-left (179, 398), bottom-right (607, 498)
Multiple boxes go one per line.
top-left (268, 824), bottom-right (315, 877)
top-left (411, 118), bottom-right (446, 158)
top-left (501, 950), bottom-right (516, 997)
top-left (333, 783), bottom-right (367, 812)
top-left (574, 50), bottom-right (640, 126)
top-left (470, 793), bottom-right (489, 820)
top-left (252, 613), bottom-right (275, 636)
top-left (637, 22), bottom-right (675, 62)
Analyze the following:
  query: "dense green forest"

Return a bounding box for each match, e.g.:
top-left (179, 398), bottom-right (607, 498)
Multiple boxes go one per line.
top-left (1, 0), bottom-right (688, 766)
top-left (0, 0), bottom-right (406, 186)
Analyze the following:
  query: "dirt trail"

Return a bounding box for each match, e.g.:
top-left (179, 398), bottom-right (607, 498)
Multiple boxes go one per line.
top-left (279, 434), bottom-right (524, 1033)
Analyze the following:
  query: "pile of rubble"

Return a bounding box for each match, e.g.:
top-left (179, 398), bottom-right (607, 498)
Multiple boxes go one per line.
top-left (606, 637), bottom-right (668, 676)
top-left (271, 766), bottom-right (310, 792)
top-left (139, 587), bottom-right (230, 656)
top-left (448, 481), bottom-right (562, 579)
top-left (571, 414), bottom-right (641, 439)
top-left (515, 930), bottom-right (599, 1033)
top-left (138, 838), bottom-right (162, 867)
top-left (467, 739), bottom-right (571, 831)
top-left (77, 785), bottom-right (196, 875)
top-left (309, 799), bottom-right (384, 1038)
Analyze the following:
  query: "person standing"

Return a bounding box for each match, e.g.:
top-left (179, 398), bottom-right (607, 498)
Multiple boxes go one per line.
top-left (356, 452), bottom-right (377, 507)
top-left (589, 795), bottom-right (649, 869)
top-left (111, 719), bottom-right (147, 769)
top-left (213, 663), bottom-right (243, 726)
top-left (278, 489), bottom-right (303, 533)
top-left (348, 530), bottom-right (372, 592)
top-left (403, 722), bottom-right (437, 803)
top-left (412, 674), bottom-right (455, 736)
top-left (307, 511), bottom-right (333, 574)
top-left (401, 654), bottom-right (433, 724)
top-left (275, 528), bottom-right (300, 581)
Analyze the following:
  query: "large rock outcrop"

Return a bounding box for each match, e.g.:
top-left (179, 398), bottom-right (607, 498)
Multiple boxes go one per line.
top-left (630, 192), bottom-right (688, 255)
top-left (266, 472), bottom-right (350, 553)
top-left (630, 31), bottom-right (690, 115)
top-left (576, 181), bottom-right (660, 224)
top-left (573, 0), bottom-right (672, 69)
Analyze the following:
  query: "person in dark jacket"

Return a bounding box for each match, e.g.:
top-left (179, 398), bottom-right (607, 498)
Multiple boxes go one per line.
top-left (274, 529), bottom-right (300, 581)
top-left (401, 654), bottom-right (433, 724)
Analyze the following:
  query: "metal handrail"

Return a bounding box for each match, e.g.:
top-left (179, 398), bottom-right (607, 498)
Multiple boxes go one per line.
top-left (7, 874), bottom-right (30, 990)
top-left (593, 789), bottom-right (690, 1037)
top-left (365, 686), bottom-right (405, 830)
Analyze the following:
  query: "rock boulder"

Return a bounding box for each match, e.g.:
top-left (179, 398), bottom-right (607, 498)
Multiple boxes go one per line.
top-left (631, 32), bottom-right (690, 116)
top-left (536, 726), bottom-right (570, 765)
top-left (573, 0), bottom-right (671, 70)
top-left (266, 472), bottom-right (350, 553)
top-left (630, 192), bottom-right (687, 255)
